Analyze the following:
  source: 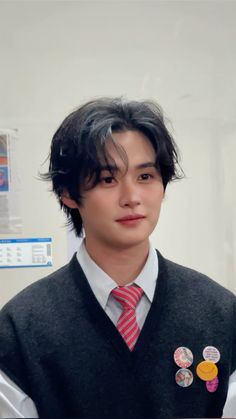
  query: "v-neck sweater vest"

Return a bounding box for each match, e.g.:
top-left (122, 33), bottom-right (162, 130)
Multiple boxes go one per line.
top-left (0, 251), bottom-right (235, 418)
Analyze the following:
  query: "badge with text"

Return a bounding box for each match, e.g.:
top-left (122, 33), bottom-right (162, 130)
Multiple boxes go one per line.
top-left (203, 346), bottom-right (220, 364)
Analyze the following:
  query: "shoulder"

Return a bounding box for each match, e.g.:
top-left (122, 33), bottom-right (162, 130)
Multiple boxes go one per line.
top-left (156, 250), bottom-right (236, 374)
top-left (0, 253), bottom-right (82, 320)
top-left (157, 249), bottom-right (236, 305)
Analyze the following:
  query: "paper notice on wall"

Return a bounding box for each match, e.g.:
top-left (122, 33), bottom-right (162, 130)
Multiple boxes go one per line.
top-left (0, 238), bottom-right (52, 268)
top-left (0, 129), bottom-right (22, 233)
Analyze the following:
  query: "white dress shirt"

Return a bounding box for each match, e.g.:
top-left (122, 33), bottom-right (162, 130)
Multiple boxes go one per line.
top-left (0, 242), bottom-right (235, 417)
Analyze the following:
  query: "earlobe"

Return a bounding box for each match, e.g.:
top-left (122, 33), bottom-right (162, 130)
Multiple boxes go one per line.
top-left (60, 194), bottom-right (78, 209)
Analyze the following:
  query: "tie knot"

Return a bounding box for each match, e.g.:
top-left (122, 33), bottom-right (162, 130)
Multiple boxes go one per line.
top-left (111, 285), bottom-right (143, 310)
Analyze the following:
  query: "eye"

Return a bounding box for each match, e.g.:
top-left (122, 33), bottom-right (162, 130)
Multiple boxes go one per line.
top-left (100, 176), bottom-right (116, 185)
top-left (139, 173), bottom-right (153, 181)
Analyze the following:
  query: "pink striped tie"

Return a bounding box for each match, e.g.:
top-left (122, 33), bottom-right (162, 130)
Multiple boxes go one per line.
top-left (111, 285), bottom-right (143, 351)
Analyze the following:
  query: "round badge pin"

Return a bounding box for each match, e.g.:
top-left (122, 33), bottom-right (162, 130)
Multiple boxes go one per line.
top-left (175, 368), bottom-right (194, 388)
top-left (196, 360), bottom-right (218, 382)
top-left (203, 346), bottom-right (220, 364)
top-left (174, 347), bottom-right (193, 368)
top-left (206, 376), bottom-right (219, 393)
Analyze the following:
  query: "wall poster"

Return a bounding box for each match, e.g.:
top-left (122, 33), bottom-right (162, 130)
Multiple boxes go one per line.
top-left (0, 129), bottom-right (22, 233)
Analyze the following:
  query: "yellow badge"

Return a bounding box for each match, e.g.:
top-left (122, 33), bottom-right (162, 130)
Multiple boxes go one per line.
top-left (196, 361), bottom-right (218, 381)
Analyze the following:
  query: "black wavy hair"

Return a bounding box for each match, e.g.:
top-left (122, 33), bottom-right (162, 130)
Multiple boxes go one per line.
top-left (42, 97), bottom-right (183, 236)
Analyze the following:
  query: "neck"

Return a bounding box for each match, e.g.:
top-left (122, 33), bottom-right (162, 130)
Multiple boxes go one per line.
top-left (84, 239), bottom-right (150, 286)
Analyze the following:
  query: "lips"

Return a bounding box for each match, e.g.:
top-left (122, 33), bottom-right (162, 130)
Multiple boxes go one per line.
top-left (116, 215), bottom-right (145, 222)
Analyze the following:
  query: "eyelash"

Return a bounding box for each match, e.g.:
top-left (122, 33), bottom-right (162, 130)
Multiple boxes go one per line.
top-left (99, 173), bottom-right (154, 184)
top-left (139, 173), bottom-right (154, 181)
top-left (100, 176), bottom-right (115, 184)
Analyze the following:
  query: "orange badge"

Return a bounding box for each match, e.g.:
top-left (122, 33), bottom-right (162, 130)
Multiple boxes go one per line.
top-left (196, 361), bottom-right (218, 382)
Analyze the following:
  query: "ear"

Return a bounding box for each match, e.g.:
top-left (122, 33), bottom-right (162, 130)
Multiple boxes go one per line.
top-left (60, 193), bottom-right (78, 209)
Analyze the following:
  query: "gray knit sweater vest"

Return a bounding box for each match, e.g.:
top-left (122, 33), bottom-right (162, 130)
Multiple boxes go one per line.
top-left (0, 250), bottom-right (235, 418)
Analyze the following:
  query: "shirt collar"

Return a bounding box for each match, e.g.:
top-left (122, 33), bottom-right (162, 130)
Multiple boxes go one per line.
top-left (76, 240), bottom-right (158, 309)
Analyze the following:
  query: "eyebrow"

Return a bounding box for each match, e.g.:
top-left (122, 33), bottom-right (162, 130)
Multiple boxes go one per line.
top-left (100, 162), bottom-right (156, 172)
top-left (135, 162), bottom-right (156, 169)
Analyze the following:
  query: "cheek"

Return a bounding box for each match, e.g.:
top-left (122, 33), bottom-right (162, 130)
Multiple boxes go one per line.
top-left (146, 191), bottom-right (163, 207)
top-left (82, 198), bottom-right (111, 221)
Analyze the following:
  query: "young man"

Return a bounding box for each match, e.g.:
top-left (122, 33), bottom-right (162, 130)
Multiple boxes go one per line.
top-left (0, 97), bottom-right (235, 418)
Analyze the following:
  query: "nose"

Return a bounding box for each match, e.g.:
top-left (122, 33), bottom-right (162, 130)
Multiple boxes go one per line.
top-left (119, 179), bottom-right (141, 208)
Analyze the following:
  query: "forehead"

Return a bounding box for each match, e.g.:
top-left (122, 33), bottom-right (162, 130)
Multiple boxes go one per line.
top-left (104, 130), bottom-right (156, 164)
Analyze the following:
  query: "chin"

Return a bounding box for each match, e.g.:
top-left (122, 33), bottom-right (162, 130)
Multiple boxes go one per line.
top-left (119, 235), bottom-right (150, 248)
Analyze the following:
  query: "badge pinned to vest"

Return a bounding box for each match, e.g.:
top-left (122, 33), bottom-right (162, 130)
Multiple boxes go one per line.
top-left (173, 346), bottom-right (220, 393)
top-left (197, 346), bottom-right (220, 393)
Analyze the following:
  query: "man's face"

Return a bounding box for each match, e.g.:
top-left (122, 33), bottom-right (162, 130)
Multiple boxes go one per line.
top-left (64, 130), bottom-right (164, 251)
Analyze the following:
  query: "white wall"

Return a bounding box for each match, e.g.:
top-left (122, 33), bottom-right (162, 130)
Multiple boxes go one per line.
top-left (0, 0), bottom-right (235, 307)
